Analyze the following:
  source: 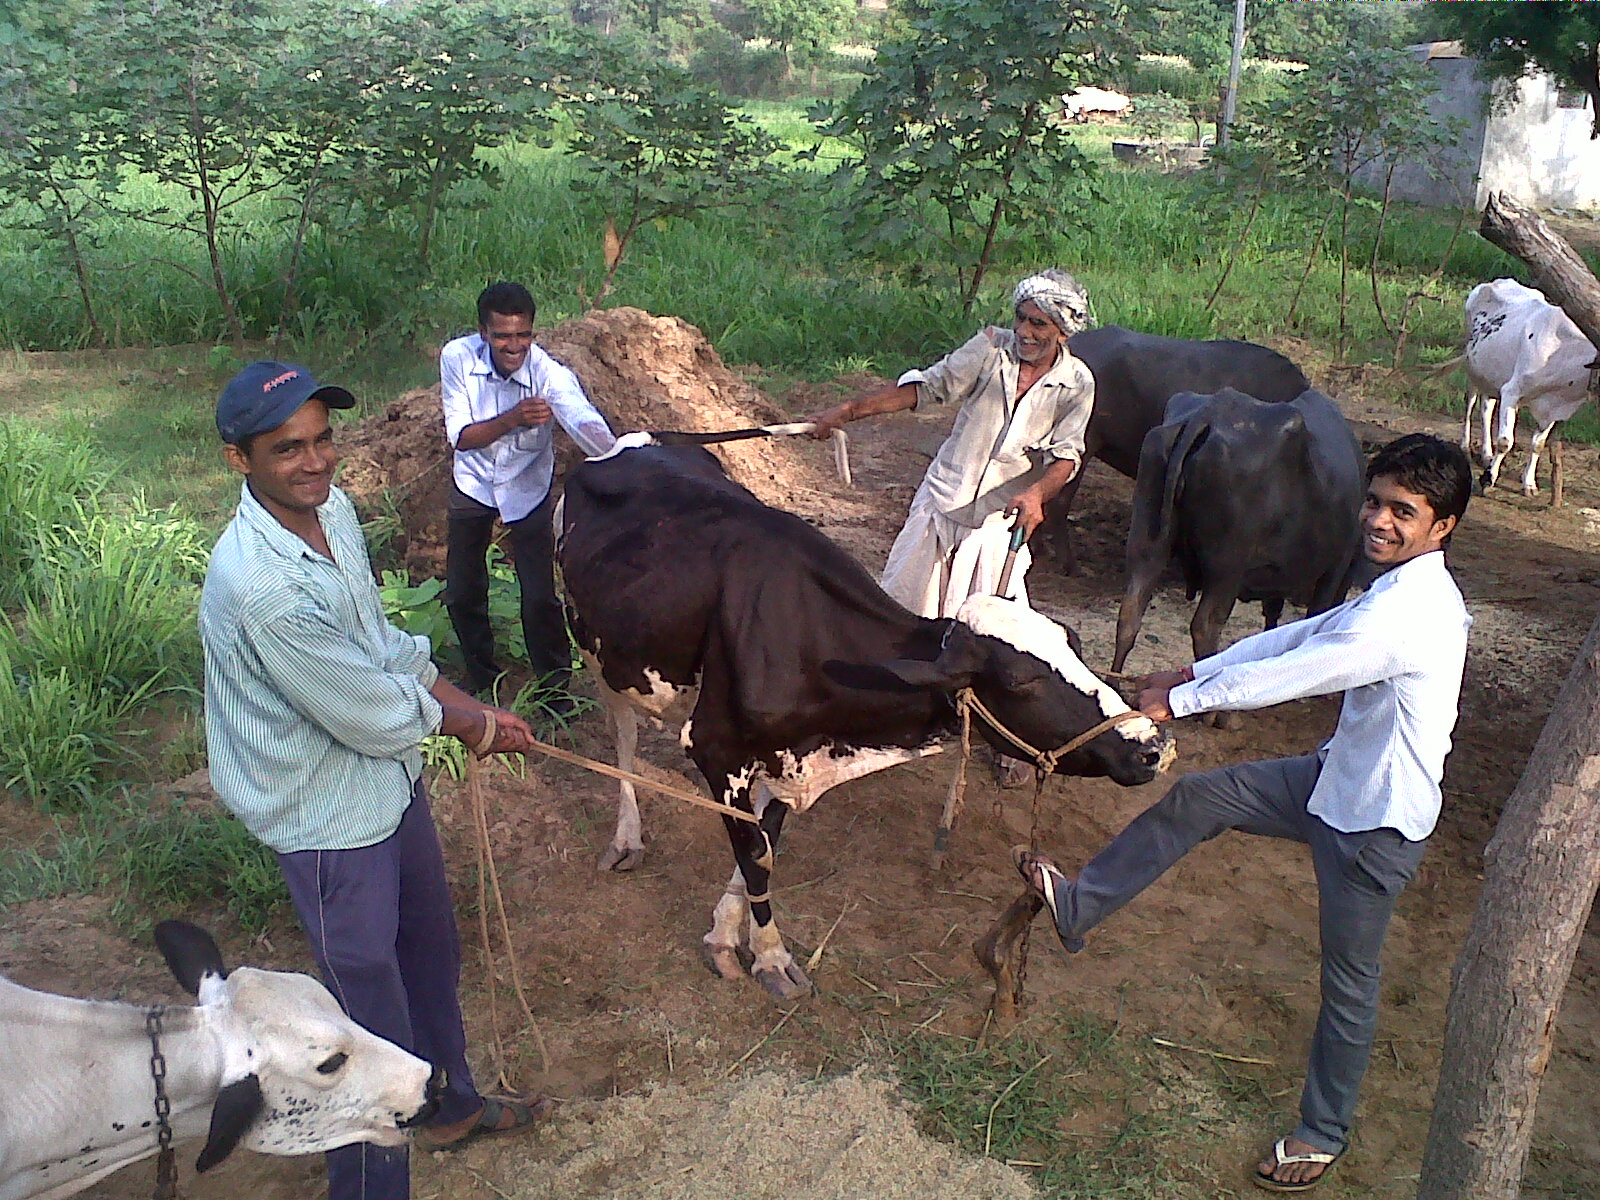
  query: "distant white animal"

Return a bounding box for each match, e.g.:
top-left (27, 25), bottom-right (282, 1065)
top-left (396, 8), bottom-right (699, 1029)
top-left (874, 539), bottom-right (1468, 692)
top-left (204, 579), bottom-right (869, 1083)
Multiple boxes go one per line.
top-left (1459, 277), bottom-right (1596, 504)
top-left (1062, 86), bottom-right (1132, 122)
top-left (0, 921), bottom-right (437, 1200)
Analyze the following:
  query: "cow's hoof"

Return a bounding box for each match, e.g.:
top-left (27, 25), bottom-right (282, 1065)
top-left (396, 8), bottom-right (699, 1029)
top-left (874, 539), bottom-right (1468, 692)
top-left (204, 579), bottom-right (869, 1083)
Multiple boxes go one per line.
top-left (598, 844), bottom-right (644, 872)
top-left (1203, 711), bottom-right (1242, 731)
top-left (754, 961), bottom-right (813, 1002)
top-left (703, 942), bottom-right (750, 981)
top-left (1523, 485), bottom-right (1539, 499)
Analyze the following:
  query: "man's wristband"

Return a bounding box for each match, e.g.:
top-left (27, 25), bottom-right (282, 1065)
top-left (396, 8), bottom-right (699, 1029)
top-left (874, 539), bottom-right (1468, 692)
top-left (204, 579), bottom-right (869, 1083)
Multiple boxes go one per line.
top-left (474, 709), bottom-right (498, 757)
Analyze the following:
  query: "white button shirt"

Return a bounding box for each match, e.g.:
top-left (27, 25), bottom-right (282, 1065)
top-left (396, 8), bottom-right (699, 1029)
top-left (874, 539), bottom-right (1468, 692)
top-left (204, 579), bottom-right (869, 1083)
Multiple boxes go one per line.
top-left (1168, 551), bottom-right (1470, 840)
top-left (897, 329), bottom-right (1094, 528)
top-left (440, 333), bottom-right (615, 522)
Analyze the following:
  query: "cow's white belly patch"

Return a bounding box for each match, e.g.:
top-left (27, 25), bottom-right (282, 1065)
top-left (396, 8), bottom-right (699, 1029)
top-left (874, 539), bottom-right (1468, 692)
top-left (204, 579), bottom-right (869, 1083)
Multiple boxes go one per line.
top-left (582, 650), bottom-right (697, 724)
top-left (762, 741), bottom-right (945, 813)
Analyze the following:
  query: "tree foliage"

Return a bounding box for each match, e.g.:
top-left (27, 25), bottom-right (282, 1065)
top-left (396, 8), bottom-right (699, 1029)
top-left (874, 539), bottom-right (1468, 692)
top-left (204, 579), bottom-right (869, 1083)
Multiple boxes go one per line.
top-left (1429, 0), bottom-right (1600, 138)
top-left (816, 0), bottom-right (1120, 315)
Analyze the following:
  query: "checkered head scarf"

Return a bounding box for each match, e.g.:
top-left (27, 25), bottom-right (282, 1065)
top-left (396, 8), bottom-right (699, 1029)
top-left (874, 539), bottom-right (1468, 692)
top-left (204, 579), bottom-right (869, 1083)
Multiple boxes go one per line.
top-left (1013, 269), bottom-right (1092, 335)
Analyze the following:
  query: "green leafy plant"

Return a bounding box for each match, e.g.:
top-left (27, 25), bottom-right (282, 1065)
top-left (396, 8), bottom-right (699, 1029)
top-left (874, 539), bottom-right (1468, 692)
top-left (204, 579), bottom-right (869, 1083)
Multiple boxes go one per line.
top-left (563, 56), bottom-right (781, 305)
top-left (814, 0), bottom-right (1118, 314)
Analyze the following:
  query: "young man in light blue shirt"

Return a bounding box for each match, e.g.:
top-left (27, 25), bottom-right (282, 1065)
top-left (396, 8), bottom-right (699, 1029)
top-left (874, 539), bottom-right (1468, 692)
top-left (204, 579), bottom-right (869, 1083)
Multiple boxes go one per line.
top-left (1014, 434), bottom-right (1474, 1192)
top-left (439, 282), bottom-right (615, 703)
top-left (202, 362), bottom-right (549, 1200)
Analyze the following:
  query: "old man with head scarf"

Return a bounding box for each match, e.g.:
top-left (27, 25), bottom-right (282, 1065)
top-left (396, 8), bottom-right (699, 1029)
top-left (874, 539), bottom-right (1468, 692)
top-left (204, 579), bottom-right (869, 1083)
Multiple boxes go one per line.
top-left (809, 268), bottom-right (1094, 618)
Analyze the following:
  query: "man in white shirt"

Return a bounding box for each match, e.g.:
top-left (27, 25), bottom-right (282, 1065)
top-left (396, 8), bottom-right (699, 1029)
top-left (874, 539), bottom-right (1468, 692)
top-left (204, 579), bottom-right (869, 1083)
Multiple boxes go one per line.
top-left (806, 269), bottom-right (1095, 618)
top-left (440, 282), bottom-right (615, 704)
top-left (1013, 433), bottom-right (1474, 1192)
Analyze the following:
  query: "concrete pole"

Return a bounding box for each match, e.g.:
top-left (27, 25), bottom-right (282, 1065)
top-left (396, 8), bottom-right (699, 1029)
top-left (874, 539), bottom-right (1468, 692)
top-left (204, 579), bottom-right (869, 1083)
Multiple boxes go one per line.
top-left (1220, 0), bottom-right (1246, 146)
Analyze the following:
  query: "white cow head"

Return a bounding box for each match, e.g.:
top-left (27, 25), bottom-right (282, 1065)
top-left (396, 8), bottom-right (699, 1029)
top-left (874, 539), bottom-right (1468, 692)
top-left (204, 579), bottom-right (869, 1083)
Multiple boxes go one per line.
top-left (154, 921), bottom-right (437, 1172)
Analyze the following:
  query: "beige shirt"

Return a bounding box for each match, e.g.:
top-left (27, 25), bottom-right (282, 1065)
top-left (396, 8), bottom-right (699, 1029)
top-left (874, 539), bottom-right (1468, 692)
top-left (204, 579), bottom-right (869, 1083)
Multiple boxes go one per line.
top-left (899, 329), bottom-right (1094, 527)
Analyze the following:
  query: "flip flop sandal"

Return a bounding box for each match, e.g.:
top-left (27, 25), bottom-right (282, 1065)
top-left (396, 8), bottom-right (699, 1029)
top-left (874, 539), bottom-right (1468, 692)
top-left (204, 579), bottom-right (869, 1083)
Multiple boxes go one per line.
top-left (419, 1093), bottom-right (557, 1152)
top-left (1252, 1138), bottom-right (1342, 1192)
top-left (1009, 845), bottom-right (1085, 954)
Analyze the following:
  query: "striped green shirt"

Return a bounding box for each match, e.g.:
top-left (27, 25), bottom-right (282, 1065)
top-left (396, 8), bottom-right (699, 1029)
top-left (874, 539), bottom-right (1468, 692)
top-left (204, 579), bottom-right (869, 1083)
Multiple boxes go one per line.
top-left (201, 482), bottom-right (442, 853)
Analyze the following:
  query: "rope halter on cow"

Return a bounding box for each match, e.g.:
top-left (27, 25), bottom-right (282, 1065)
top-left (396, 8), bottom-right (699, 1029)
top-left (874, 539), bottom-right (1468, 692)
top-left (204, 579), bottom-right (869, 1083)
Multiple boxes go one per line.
top-left (933, 685), bottom-right (1148, 864)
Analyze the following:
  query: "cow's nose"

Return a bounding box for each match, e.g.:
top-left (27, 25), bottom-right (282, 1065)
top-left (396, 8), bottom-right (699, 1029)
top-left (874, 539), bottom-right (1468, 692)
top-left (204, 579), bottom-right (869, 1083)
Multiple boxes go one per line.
top-left (398, 1066), bottom-right (447, 1130)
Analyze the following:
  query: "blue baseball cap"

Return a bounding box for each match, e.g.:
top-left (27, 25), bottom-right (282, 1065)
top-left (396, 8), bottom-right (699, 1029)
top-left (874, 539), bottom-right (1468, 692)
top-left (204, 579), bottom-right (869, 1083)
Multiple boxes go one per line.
top-left (216, 361), bottom-right (356, 445)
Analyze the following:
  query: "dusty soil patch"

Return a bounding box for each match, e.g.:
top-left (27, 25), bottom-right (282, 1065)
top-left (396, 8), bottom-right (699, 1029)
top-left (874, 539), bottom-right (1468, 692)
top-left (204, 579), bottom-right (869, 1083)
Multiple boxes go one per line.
top-left (495, 1068), bottom-right (1038, 1200)
top-left (7, 320), bottom-right (1599, 1200)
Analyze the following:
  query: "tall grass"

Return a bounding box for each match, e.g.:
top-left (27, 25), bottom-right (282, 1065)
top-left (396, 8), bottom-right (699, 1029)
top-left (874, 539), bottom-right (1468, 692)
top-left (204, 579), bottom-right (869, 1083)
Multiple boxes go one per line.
top-left (0, 421), bottom-right (207, 807)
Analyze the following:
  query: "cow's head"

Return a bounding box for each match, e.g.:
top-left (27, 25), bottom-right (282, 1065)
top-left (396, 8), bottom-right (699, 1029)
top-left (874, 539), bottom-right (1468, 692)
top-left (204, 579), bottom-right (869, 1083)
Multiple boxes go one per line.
top-left (154, 922), bottom-right (437, 1173)
top-left (881, 597), bottom-right (1174, 786)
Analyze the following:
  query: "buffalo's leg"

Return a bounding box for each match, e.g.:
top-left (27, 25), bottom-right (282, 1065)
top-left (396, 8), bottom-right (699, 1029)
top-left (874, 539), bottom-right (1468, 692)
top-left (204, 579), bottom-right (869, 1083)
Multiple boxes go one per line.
top-left (1191, 585), bottom-right (1240, 729)
top-left (1036, 470), bottom-right (1087, 573)
top-left (973, 891), bottom-right (1045, 1033)
top-left (1113, 564), bottom-right (1163, 675)
top-left (597, 693), bottom-right (645, 872)
top-left (1261, 597), bottom-right (1285, 631)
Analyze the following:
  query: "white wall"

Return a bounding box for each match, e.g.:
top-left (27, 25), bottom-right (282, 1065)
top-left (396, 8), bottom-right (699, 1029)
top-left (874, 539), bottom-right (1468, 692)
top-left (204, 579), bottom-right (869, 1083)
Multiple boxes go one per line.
top-left (1479, 73), bottom-right (1600, 210)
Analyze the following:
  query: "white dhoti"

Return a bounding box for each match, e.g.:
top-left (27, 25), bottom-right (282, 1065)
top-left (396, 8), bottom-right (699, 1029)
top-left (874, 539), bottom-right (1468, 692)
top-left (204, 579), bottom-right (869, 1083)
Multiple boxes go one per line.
top-left (880, 483), bottom-right (1032, 619)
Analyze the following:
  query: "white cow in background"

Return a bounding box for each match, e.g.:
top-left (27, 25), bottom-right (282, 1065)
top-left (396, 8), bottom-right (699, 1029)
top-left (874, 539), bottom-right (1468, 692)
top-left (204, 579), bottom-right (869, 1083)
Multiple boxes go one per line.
top-left (0, 922), bottom-right (436, 1200)
top-left (1460, 277), bottom-right (1595, 505)
top-left (1062, 86), bottom-right (1132, 122)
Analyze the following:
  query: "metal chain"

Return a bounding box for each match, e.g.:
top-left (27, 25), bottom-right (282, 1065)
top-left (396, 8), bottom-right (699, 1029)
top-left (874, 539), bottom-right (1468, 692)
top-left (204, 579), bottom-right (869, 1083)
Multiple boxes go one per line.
top-left (144, 1006), bottom-right (179, 1200)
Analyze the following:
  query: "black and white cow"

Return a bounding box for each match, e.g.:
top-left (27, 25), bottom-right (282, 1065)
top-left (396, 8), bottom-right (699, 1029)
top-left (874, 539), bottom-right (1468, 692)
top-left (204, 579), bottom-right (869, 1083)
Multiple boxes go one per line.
top-left (0, 922), bottom-right (437, 1200)
top-left (560, 436), bottom-right (1174, 1001)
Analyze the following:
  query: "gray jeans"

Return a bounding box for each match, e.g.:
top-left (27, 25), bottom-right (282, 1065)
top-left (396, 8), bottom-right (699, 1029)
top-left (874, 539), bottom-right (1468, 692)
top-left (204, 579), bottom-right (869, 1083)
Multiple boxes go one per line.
top-left (1049, 753), bottom-right (1426, 1155)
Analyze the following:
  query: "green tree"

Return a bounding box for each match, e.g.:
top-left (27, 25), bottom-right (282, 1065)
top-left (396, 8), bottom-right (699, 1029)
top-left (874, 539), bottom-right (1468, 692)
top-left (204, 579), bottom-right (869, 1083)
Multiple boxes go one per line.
top-left (0, 7), bottom-right (119, 345)
top-left (817, 0), bottom-right (1120, 315)
top-left (1430, 0), bottom-right (1600, 137)
top-left (563, 60), bottom-right (781, 303)
top-left (745, 0), bottom-right (853, 77)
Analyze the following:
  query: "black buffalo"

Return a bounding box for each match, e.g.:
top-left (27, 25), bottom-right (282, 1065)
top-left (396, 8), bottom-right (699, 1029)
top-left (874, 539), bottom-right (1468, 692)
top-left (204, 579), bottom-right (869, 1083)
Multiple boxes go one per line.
top-left (559, 436), bottom-right (1172, 1001)
top-left (1112, 388), bottom-right (1363, 719)
top-left (1042, 326), bottom-right (1313, 570)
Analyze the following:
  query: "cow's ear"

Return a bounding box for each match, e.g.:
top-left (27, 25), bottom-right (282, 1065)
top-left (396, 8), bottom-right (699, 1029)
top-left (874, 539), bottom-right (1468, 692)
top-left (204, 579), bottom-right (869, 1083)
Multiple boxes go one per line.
top-left (196, 1075), bottom-right (264, 1173)
top-left (154, 921), bottom-right (228, 996)
top-left (877, 630), bottom-right (986, 692)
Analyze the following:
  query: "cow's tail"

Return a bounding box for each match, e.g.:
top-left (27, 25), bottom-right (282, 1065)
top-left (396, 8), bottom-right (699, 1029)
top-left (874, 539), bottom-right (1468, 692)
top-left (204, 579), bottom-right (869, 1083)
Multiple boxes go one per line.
top-left (1424, 353), bottom-right (1466, 377)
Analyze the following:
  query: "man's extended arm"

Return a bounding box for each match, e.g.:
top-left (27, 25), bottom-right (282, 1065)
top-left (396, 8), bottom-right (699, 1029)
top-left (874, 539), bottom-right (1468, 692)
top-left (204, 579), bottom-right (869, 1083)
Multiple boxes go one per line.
top-left (430, 675), bottom-right (535, 755)
top-left (1163, 625), bottom-right (1408, 719)
top-left (805, 382), bottom-right (920, 438)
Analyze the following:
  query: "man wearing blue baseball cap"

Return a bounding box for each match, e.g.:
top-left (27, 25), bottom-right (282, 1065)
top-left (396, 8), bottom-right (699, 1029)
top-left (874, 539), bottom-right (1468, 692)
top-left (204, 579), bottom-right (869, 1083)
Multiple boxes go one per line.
top-left (201, 362), bottom-right (552, 1200)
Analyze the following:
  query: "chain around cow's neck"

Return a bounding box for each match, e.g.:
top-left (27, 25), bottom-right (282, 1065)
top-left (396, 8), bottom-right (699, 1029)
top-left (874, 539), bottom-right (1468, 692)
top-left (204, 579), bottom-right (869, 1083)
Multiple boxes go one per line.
top-left (144, 1005), bottom-right (179, 1200)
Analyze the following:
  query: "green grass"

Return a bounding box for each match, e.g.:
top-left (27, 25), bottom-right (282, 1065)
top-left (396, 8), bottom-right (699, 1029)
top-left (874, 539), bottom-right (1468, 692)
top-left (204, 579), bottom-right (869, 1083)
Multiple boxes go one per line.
top-left (0, 788), bottom-right (285, 931)
top-left (893, 1014), bottom-right (1270, 1198)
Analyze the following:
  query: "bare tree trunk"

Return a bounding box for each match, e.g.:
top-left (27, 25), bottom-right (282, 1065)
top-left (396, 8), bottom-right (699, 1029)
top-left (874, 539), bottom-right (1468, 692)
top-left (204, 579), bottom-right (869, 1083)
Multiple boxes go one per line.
top-left (1416, 611), bottom-right (1600, 1200)
top-left (1416, 203), bottom-right (1600, 1199)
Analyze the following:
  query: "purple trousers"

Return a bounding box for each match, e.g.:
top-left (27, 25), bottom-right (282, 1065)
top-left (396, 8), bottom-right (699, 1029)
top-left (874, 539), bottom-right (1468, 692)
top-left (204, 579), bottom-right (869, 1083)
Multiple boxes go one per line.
top-left (278, 782), bottom-right (481, 1200)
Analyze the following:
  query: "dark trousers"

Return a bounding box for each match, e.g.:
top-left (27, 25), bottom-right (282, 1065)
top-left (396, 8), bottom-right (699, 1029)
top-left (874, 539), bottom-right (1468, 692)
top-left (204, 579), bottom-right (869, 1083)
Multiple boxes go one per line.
top-left (1047, 753), bottom-right (1426, 1156)
top-left (278, 783), bottom-right (481, 1200)
top-left (443, 485), bottom-right (568, 693)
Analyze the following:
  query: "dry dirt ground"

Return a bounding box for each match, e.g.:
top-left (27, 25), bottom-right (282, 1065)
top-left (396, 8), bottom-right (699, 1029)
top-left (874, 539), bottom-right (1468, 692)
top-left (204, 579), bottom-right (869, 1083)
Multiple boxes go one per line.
top-left (3, 310), bottom-right (1598, 1199)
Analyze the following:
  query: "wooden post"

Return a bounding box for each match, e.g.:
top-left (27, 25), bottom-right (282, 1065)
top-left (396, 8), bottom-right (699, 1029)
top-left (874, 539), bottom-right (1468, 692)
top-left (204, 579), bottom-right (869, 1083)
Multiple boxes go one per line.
top-left (1415, 611), bottom-right (1600, 1200)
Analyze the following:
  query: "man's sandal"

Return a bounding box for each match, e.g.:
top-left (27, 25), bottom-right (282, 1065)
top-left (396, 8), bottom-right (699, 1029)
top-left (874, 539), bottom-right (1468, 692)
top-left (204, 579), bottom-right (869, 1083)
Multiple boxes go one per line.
top-left (418, 1093), bottom-right (556, 1152)
top-left (1009, 845), bottom-right (1084, 954)
top-left (1253, 1138), bottom-right (1342, 1192)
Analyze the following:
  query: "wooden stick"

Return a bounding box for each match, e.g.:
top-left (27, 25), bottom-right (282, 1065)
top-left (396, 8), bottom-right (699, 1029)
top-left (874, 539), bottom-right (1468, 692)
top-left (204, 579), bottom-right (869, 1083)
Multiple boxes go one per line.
top-left (1150, 1036), bottom-right (1273, 1066)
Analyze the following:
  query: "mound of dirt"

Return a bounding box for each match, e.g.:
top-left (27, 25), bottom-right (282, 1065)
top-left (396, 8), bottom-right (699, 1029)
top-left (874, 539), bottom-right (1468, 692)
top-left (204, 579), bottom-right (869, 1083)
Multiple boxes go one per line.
top-left (500, 1067), bottom-right (1038, 1200)
top-left (336, 307), bottom-right (854, 576)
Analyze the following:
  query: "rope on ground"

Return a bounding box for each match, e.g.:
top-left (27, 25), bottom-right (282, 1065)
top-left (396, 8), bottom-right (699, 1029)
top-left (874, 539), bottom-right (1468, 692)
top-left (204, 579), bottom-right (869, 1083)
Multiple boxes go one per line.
top-left (467, 750), bottom-right (551, 1079)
